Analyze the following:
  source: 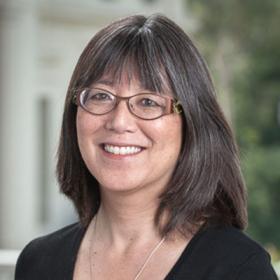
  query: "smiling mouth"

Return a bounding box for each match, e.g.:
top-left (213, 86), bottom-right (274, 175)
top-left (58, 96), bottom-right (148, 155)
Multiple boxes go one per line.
top-left (102, 144), bottom-right (143, 155)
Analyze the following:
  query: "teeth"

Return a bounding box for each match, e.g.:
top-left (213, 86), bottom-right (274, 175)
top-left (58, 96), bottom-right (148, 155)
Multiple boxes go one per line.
top-left (104, 144), bottom-right (142, 155)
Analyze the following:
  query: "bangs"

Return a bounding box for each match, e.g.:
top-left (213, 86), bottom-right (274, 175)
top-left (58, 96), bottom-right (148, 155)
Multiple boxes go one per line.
top-left (85, 25), bottom-right (171, 94)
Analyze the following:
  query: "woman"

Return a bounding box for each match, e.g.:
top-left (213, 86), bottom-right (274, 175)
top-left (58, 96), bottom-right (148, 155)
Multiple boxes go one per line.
top-left (15, 14), bottom-right (278, 279)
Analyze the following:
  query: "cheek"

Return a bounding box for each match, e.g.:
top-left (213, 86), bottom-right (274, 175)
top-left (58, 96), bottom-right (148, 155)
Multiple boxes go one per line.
top-left (76, 111), bottom-right (90, 158)
top-left (167, 120), bottom-right (183, 159)
top-left (148, 116), bottom-right (183, 152)
top-left (76, 109), bottom-right (99, 139)
top-left (76, 110), bottom-right (101, 159)
top-left (76, 110), bottom-right (102, 170)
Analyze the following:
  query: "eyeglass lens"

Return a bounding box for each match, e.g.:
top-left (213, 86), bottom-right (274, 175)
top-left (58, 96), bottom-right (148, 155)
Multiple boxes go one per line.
top-left (80, 88), bottom-right (170, 120)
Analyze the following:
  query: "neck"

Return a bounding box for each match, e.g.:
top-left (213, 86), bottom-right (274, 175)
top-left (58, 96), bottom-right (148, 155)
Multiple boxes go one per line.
top-left (94, 189), bottom-right (162, 249)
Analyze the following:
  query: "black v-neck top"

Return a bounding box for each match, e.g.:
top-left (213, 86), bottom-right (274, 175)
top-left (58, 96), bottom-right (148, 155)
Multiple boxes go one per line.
top-left (15, 223), bottom-right (278, 280)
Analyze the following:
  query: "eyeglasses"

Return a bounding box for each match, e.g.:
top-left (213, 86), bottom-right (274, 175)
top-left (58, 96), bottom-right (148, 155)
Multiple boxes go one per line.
top-left (73, 87), bottom-right (182, 120)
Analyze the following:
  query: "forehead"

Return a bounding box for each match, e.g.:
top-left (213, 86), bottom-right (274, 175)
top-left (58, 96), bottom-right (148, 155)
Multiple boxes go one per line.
top-left (92, 69), bottom-right (173, 96)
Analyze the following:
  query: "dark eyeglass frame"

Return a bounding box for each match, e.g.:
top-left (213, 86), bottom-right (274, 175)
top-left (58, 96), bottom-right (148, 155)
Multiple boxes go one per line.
top-left (72, 88), bottom-right (182, 120)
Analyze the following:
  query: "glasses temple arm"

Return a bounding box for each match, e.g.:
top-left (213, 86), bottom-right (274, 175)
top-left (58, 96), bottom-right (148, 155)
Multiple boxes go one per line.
top-left (172, 100), bottom-right (182, 114)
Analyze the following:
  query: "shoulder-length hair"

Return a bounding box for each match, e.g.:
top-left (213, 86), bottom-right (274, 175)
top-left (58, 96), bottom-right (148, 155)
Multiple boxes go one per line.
top-left (57, 14), bottom-right (247, 236)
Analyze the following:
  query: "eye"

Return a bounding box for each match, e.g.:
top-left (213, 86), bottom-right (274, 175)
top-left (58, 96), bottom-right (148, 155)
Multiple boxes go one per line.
top-left (139, 98), bottom-right (160, 107)
top-left (89, 91), bottom-right (113, 101)
top-left (81, 88), bottom-right (115, 105)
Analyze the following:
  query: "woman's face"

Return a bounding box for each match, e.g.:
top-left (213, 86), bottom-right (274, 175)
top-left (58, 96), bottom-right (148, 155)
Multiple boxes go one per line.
top-left (76, 74), bottom-right (182, 198)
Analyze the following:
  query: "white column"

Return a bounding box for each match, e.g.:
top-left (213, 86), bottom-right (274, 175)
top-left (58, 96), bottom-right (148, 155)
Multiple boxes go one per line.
top-left (0, 0), bottom-right (40, 248)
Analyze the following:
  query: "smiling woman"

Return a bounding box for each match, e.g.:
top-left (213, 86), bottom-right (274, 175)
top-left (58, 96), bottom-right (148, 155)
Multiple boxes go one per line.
top-left (76, 76), bottom-right (182, 198)
top-left (15, 14), bottom-right (278, 280)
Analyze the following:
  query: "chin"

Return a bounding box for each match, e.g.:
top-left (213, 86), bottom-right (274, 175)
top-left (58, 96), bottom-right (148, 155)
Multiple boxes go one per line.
top-left (98, 179), bottom-right (142, 193)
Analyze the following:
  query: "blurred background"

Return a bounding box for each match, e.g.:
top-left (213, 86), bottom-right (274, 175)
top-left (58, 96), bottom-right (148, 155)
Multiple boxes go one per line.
top-left (0, 0), bottom-right (279, 278)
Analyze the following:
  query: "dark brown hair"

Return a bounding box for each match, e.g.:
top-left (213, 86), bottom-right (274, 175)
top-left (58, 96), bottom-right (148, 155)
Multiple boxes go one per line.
top-left (57, 14), bottom-right (247, 236)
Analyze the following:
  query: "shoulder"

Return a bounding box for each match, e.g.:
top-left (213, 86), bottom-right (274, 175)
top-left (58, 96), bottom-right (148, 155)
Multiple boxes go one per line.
top-left (170, 226), bottom-right (278, 280)
top-left (196, 226), bottom-right (267, 255)
top-left (18, 222), bottom-right (84, 256)
top-left (15, 223), bottom-right (86, 280)
top-left (197, 226), bottom-right (277, 276)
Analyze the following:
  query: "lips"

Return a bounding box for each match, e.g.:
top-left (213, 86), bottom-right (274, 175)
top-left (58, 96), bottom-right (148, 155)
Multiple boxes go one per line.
top-left (103, 144), bottom-right (143, 155)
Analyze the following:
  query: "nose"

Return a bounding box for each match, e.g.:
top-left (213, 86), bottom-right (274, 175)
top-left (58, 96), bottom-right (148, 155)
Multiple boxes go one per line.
top-left (104, 100), bottom-right (138, 134)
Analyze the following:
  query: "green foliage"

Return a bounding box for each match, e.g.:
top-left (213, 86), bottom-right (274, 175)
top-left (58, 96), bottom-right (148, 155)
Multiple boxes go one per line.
top-left (188, 0), bottom-right (280, 148)
top-left (242, 147), bottom-right (280, 247)
top-left (233, 0), bottom-right (280, 148)
top-left (188, 0), bottom-right (280, 250)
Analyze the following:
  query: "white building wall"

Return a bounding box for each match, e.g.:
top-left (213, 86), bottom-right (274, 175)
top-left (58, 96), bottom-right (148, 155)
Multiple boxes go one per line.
top-left (0, 0), bottom-right (41, 249)
top-left (0, 0), bottom-right (192, 249)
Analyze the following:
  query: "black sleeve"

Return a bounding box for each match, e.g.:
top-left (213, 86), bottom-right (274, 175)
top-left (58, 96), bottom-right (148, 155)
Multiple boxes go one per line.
top-left (14, 223), bottom-right (85, 280)
top-left (14, 241), bottom-right (35, 280)
top-left (14, 250), bottom-right (25, 279)
top-left (235, 251), bottom-right (278, 280)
